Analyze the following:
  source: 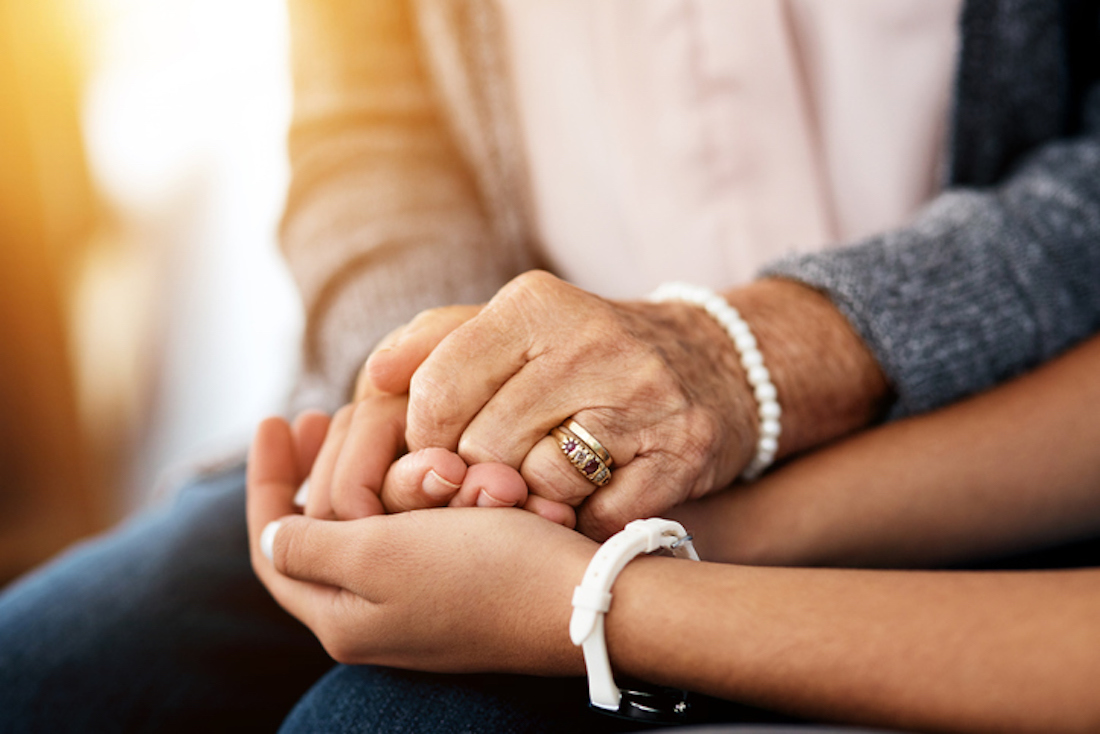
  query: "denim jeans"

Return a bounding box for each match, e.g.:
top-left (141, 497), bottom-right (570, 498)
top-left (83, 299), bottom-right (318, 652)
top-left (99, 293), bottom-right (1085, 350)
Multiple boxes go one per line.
top-left (0, 464), bottom-right (902, 734)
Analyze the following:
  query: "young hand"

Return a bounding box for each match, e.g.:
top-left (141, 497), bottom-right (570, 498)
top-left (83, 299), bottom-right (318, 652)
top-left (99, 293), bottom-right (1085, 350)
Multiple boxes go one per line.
top-left (297, 393), bottom-right (532, 521)
top-left (247, 416), bottom-right (595, 673)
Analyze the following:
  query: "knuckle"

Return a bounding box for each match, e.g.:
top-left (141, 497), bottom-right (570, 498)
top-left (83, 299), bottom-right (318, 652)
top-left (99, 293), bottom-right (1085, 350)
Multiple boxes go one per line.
top-left (330, 487), bottom-right (371, 521)
top-left (510, 269), bottom-right (556, 294)
top-left (630, 350), bottom-right (687, 408)
top-left (493, 270), bottom-right (561, 312)
top-left (524, 462), bottom-right (589, 505)
top-left (408, 306), bottom-right (439, 327)
top-left (578, 498), bottom-right (632, 542)
top-left (532, 481), bottom-right (586, 506)
top-left (407, 305), bottom-right (451, 333)
top-left (406, 371), bottom-right (463, 448)
top-left (671, 410), bottom-right (719, 461)
top-left (274, 521), bottom-right (303, 576)
top-left (456, 431), bottom-right (503, 464)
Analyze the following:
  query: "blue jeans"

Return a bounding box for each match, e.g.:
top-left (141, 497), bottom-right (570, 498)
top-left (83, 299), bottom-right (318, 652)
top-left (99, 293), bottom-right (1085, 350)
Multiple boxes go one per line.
top-left (0, 464), bottom-right (898, 733)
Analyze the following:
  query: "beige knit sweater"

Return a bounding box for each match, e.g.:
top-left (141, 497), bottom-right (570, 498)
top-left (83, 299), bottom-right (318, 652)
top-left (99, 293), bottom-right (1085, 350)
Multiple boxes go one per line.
top-left (282, 0), bottom-right (536, 412)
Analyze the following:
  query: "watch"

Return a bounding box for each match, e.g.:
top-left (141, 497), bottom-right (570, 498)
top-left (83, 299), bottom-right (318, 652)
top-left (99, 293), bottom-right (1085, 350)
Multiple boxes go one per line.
top-left (569, 518), bottom-right (700, 722)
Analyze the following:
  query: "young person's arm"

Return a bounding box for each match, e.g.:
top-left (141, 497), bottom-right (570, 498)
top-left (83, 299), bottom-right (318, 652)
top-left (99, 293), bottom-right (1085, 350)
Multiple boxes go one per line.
top-left (670, 332), bottom-right (1100, 568)
top-left (608, 554), bottom-right (1100, 733)
top-left (247, 413), bottom-right (1100, 734)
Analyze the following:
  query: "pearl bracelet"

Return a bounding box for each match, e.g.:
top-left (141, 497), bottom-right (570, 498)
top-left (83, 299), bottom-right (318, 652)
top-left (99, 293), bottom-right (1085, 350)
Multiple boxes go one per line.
top-left (648, 282), bottom-right (781, 481)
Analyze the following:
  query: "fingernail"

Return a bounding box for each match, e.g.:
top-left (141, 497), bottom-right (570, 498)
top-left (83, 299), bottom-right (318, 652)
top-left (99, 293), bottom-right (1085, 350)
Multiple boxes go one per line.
top-left (476, 489), bottom-right (512, 508)
top-left (260, 520), bottom-right (282, 561)
top-left (293, 479), bottom-right (310, 507)
top-left (423, 469), bottom-right (461, 500)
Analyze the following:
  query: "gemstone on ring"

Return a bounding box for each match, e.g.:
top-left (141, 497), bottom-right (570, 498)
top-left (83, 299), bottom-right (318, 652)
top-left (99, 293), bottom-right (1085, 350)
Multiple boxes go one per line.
top-left (551, 422), bottom-right (612, 487)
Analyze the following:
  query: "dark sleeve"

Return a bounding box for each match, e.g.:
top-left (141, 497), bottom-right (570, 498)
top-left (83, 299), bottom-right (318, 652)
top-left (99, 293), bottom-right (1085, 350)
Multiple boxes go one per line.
top-left (281, 0), bottom-right (533, 411)
top-left (762, 88), bottom-right (1100, 419)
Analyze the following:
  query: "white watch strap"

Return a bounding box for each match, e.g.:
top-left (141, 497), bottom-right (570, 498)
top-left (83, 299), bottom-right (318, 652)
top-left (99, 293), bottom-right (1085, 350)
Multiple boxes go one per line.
top-left (570, 518), bottom-right (700, 711)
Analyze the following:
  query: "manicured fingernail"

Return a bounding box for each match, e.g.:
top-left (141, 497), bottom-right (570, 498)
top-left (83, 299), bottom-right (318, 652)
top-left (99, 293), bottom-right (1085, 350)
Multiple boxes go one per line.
top-left (260, 520), bottom-right (282, 561)
top-left (423, 469), bottom-right (461, 500)
top-left (293, 479), bottom-right (310, 507)
top-left (476, 489), bottom-right (512, 508)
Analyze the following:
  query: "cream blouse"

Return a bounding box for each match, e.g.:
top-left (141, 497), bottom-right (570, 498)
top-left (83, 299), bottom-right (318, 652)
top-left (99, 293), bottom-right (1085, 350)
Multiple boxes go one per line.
top-left (498, 0), bottom-right (962, 298)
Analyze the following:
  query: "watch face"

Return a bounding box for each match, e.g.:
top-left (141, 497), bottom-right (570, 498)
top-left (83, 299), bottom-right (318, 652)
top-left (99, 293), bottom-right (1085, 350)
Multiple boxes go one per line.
top-left (593, 685), bottom-right (692, 724)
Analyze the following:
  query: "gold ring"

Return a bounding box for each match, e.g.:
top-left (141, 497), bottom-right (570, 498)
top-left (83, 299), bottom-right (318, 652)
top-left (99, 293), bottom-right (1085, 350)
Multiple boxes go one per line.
top-left (563, 419), bottom-right (614, 466)
top-left (550, 420), bottom-right (613, 487)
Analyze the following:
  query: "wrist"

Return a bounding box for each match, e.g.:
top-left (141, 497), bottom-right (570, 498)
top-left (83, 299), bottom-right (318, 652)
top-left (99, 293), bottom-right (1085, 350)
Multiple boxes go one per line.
top-left (570, 519), bottom-right (700, 719)
top-left (600, 554), bottom-right (701, 690)
top-left (724, 278), bottom-right (892, 455)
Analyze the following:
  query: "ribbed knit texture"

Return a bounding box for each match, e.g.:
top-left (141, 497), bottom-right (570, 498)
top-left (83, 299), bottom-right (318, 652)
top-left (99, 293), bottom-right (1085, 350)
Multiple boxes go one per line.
top-left (283, 0), bottom-right (1100, 419)
top-left (282, 0), bottom-right (536, 412)
top-left (764, 0), bottom-right (1100, 417)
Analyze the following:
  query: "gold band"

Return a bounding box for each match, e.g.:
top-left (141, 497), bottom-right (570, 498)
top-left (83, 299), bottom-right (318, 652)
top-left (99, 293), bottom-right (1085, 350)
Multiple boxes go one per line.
top-left (551, 421), bottom-right (613, 487)
top-left (562, 419), bottom-right (614, 467)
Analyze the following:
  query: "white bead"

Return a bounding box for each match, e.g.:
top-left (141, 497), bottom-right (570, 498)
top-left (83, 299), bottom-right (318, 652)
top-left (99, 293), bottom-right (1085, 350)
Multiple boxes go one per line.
top-left (740, 349), bottom-right (763, 369)
top-left (760, 418), bottom-right (781, 438)
top-left (755, 452), bottom-right (775, 469)
top-left (754, 382), bottom-right (777, 402)
top-left (741, 464), bottom-right (763, 481)
top-left (759, 400), bottom-right (781, 420)
top-left (717, 313), bottom-right (740, 332)
top-left (746, 365), bottom-right (771, 386)
top-left (649, 282), bottom-right (781, 483)
top-left (733, 332), bottom-right (757, 351)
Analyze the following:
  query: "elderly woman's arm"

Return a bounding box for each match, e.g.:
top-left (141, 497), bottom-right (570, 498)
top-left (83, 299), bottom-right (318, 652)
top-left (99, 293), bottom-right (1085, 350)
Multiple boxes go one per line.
top-left (366, 63), bottom-right (1100, 539)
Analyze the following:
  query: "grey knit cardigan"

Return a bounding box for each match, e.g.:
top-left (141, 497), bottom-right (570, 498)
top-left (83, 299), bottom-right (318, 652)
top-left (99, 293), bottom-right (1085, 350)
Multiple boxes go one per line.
top-left (282, 0), bottom-right (1100, 418)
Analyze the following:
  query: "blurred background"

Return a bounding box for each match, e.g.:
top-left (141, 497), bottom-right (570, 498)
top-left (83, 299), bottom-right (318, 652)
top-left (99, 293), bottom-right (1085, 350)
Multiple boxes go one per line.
top-left (0, 0), bottom-right (302, 584)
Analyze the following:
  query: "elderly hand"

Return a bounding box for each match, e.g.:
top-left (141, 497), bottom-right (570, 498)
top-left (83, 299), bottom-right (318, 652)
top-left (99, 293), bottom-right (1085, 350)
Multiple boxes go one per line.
top-left (366, 271), bottom-right (759, 540)
top-left (366, 271), bottom-right (890, 540)
top-left (247, 416), bottom-right (593, 673)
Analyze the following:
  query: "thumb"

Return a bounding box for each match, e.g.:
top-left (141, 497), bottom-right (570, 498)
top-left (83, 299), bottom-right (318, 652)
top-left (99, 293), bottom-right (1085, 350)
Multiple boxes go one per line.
top-left (261, 514), bottom-right (376, 591)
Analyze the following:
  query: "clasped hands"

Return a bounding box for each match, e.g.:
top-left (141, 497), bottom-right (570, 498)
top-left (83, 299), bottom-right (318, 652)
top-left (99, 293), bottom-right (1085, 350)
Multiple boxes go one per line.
top-left (248, 271), bottom-right (760, 671)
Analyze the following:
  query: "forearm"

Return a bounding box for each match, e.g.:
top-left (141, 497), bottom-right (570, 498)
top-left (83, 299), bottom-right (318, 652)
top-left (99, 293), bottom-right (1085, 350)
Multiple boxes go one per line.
top-left (608, 558), bottom-right (1100, 733)
top-left (670, 332), bottom-right (1100, 568)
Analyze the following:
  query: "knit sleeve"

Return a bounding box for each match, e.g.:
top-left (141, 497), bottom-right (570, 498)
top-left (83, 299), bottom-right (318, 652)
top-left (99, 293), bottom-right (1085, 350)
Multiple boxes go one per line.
top-left (762, 92), bottom-right (1100, 419)
top-left (281, 0), bottom-right (532, 412)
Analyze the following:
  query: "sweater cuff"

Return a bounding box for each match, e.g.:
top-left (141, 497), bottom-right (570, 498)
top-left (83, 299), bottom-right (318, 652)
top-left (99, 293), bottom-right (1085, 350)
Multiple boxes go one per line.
top-left (760, 191), bottom-right (1043, 420)
top-left (288, 238), bottom-right (523, 414)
